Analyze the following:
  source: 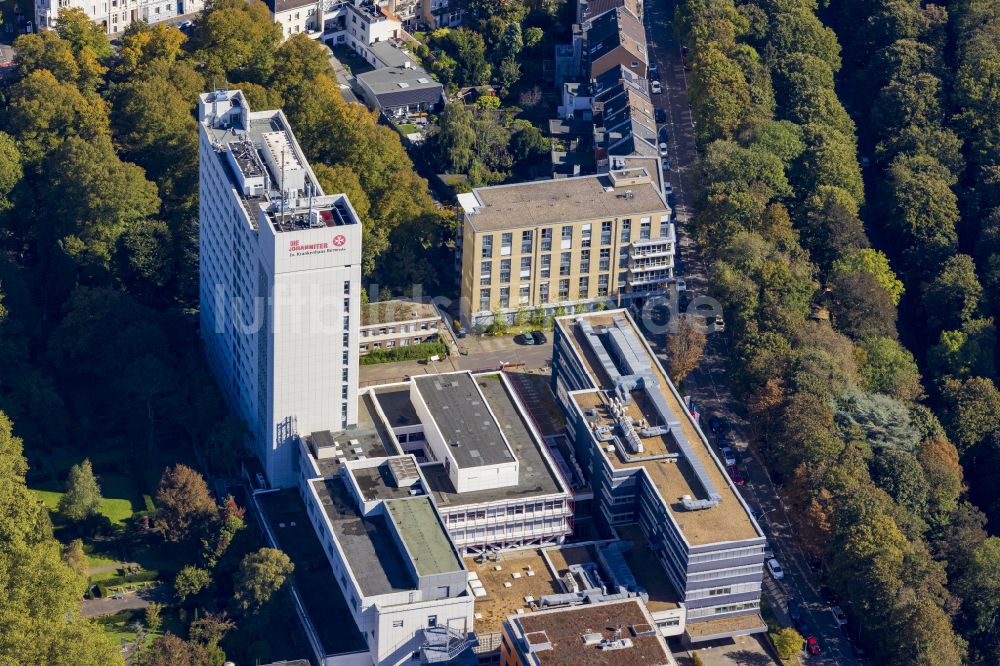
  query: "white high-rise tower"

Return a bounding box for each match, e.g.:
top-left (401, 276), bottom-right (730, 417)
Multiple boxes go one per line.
top-left (198, 89), bottom-right (362, 488)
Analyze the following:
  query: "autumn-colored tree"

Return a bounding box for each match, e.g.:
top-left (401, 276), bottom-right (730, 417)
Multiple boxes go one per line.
top-left (154, 464), bottom-right (216, 543)
top-left (62, 539), bottom-right (88, 579)
top-left (233, 548), bottom-right (294, 613)
top-left (917, 437), bottom-right (964, 522)
top-left (666, 316), bottom-right (707, 384)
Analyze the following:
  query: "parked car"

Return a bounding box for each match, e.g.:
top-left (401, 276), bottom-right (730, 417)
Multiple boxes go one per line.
top-left (831, 605), bottom-right (847, 627)
top-left (659, 141), bottom-right (669, 157)
top-left (515, 333), bottom-right (537, 345)
top-left (664, 180), bottom-right (673, 194)
top-left (805, 636), bottom-right (822, 655)
top-left (728, 465), bottom-right (746, 485)
top-left (709, 416), bottom-right (722, 433)
top-left (531, 330), bottom-right (547, 344)
top-left (788, 599), bottom-right (802, 623)
top-left (710, 314), bottom-right (726, 332)
top-left (675, 277), bottom-right (686, 292)
top-left (721, 446), bottom-right (736, 466)
top-left (767, 558), bottom-right (784, 580)
top-left (655, 108), bottom-right (667, 123)
top-left (650, 80), bottom-right (663, 94)
top-left (179, 20), bottom-right (194, 29)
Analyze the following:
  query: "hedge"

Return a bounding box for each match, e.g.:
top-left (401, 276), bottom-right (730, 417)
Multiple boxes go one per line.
top-left (360, 340), bottom-right (448, 365)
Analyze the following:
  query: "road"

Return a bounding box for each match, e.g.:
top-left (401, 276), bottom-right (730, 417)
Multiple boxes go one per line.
top-left (643, 0), bottom-right (861, 664)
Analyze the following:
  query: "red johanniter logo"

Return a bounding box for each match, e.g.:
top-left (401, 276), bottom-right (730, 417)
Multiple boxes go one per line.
top-left (333, 235), bottom-right (347, 247)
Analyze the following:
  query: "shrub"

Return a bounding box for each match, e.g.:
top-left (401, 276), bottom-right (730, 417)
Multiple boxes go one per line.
top-left (359, 340), bottom-right (448, 365)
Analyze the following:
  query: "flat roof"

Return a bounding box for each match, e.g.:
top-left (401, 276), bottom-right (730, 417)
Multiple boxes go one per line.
top-left (423, 374), bottom-right (566, 506)
top-left (367, 41), bottom-right (416, 68)
top-left (686, 614), bottom-right (767, 642)
top-left (512, 599), bottom-right (672, 666)
top-left (466, 549), bottom-right (562, 633)
top-left (558, 312), bottom-right (761, 546)
top-left (372, 387), bottom-right (421, 429)
top-left (385, 497), bottom-right (463, 577)
top-left (362, 300), bottom-right (440, 327)
top-left (350, 462), bottom-right (417, 501)
top-left (255, 490), bottom-right (367, 656)
top-left (312, 477), bottom-right (416, 596)
top-left (311, 393), bottom-right (400, 477)
top-left (461, 172), bottom-right (667, 232)
top-left (413, 373), bottom-right (515, 468)
top-left (615, 525), bottom-right (680, 611)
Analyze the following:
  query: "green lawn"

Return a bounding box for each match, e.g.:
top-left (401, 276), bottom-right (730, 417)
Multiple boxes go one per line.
top-left (84, 544), bottom-right (121, 569)
top-left (30, 471), bottom-right (144, 526)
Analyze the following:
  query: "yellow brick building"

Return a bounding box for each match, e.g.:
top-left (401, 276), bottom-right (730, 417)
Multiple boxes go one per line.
top-left (457, 168), bottom-right (673, 328)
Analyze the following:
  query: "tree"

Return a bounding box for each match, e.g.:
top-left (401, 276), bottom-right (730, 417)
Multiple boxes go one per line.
top-left (54, 8), bottom-right (112, 60)
top-left (147, 633), bottom-right (193, 666)
top-left (856, 336), bottom-right (923, 401)
top-left (174, 565), bottom-right (211, 602)
top-left (58, 458), bottom-right (102, 522)
top-left (922, 254), bottom-right (982, 333)
top-left (145, 602), bottom-right (163, 635)
top-left (0, 411), bottom-right (122, 665)
top-left (666, 316), bottom-right (707, 384)
top-left (4, 69), bottom-right (110, 164)
top-left (154, 464), bottom-right (217, 543)
top-left (884, 154), bottom-right (959, 276)
top-left (772, 626), bottom-right (804, 659)
top-left (233, 548), bottom-right (294, 613)
top-left (190, 0), bottom-right (282, 83)
top-left (426, 102), bottom-right (475, 173)
top-left (956, 538), bottom-right (1000, 662)
top-left (0, 132), bottom-right (21, 212)
top-left (917, 437), bottom-right (963, 523)
top-left (203, 495), bottom-right (246, 567)
top-left (940, 376), bottom-right (1000, 452)
top-left (927, 319), bottom-right (996, 379)
top-left (62, 538), bottom-right (88, 579)
top-left (12, 31), bottom-right (81, 84)
top-left (689, 45), bottom-right (752, 143)
top-left (831, 248), bottom-right (904, 305)
top-left (801, 186), bottom-right (868, 272)
top-left (42, 136), bottom-right (161, 272)
top-left (829, 271), bottom-right (897, 340)
top-left (869, 447), bottom-right (929, 517)
top-left (833, 388), bottom-right (921, 452)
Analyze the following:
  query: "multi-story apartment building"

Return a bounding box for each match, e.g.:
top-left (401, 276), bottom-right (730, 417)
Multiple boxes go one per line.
top-left (267, 0), bottom-right (402, 43)
top-left (583, 6), bottom-right (647, 80)
top-left (420, 0), bottom-right (462, 28)
top-left (457, 168), bottom-right (673, 329)
top-left (34, 0), bottom-right (196, 34)
top-left (198, 89), bottom-right (362, 488)
top-left (551, 310), bottom-right (769, 643)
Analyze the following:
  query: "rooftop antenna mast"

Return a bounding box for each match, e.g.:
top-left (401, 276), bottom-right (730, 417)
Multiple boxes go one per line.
top-left (280, 148), bottom-right (286, 228)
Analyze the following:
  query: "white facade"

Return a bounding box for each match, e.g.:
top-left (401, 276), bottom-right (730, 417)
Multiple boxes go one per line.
top-left (270, 0), bottom-right (401, 46)
top-left (198, 89), bottom-right (362, 488)
top-left (34, 0), bottom-right (200, 34)
top-left (299, 457), bottom-right (476, 666)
